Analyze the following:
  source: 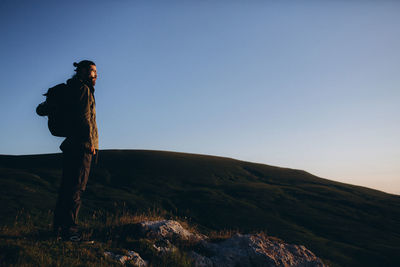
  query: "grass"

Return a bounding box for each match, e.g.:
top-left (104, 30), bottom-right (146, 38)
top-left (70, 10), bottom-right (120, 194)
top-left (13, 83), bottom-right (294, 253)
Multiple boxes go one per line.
top-left (1, 149), bottom-right (400, 266)
top-left (0, 207), bottom-right (195, 267)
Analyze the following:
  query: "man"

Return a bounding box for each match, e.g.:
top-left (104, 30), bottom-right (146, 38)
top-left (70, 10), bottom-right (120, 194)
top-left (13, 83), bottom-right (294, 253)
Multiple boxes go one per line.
top-left (53, 60), bottom-right (99, 241)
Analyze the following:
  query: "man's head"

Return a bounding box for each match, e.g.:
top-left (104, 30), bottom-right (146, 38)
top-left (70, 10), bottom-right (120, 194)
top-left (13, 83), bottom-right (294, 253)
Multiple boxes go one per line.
top-left (73, 60), bottom-right (97, 86)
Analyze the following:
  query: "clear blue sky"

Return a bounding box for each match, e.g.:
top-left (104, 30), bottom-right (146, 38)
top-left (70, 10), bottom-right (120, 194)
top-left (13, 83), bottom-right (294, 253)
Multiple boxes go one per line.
top-left (1, 0), bottom-right (399, 194)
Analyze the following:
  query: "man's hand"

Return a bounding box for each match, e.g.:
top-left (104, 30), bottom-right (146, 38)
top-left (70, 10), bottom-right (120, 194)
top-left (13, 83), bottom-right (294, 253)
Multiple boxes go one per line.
top-left (90, 145), bottom-right (96, 155)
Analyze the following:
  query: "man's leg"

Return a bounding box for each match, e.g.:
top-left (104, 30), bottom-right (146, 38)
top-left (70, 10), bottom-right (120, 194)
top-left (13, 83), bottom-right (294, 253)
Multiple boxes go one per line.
top-left (54, 151), bottom-right (74, 233)
top-left (53, 148), bottom-right (92, 236)
top-left (69, 151), bottom-right (92, 232)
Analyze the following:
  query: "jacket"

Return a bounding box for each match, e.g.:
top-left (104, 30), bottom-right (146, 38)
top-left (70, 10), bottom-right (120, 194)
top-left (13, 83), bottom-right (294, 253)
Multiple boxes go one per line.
top-left (60, 77), bottom-right (99, 152)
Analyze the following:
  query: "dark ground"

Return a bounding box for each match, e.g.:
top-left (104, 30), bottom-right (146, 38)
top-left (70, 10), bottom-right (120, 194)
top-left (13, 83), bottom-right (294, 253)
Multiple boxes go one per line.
top-left (0, 150), bottom-right (399, 266)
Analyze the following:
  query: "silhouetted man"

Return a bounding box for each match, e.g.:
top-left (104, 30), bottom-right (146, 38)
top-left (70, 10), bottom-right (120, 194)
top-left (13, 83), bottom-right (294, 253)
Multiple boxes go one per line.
top-left (53, 60), bottom-right (99, 241)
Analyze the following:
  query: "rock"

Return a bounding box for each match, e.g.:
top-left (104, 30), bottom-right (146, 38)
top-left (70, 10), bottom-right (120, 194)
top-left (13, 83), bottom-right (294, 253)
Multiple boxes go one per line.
top-left (136, 220), bottom-right (326, 267)
top-left (138, 220), bottom-right (205, 242)
top-left (192, 233), bottom-right (326, 267)
top-left (188, 251), bottom-right (214, 267)
top-left (128, 251), bottom-right (148, 267)
top-left (104, 250), bottom-right (148, 266)
top-left (153, 239), bottom-right (177, 254)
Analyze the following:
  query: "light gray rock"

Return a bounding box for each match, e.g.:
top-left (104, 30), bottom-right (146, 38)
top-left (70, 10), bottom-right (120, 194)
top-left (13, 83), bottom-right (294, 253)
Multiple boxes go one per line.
top-left (139, 219), bottom-right (206, 242)
top-left (153, 239), bottom-right (177, 254)
top-left (104, 250), bottom-right (148, 266)
top-left (193, 233), bottom-right (326, 267)
top-left (137, 220), bottom-right (326, 267)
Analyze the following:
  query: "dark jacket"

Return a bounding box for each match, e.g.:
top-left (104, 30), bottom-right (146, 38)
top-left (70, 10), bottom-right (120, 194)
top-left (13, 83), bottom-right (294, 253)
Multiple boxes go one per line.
top-left (60, 77), bottom-right (98, 152)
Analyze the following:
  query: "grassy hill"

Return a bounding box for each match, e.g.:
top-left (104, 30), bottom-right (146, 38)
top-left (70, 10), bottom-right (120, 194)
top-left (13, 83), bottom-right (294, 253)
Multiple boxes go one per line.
top-left (0, 149), bottom-right (399, 266)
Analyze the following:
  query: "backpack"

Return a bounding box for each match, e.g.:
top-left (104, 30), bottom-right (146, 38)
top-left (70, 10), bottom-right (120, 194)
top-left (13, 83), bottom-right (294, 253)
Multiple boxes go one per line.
top-left (36, 83), bottom-right (72, 137)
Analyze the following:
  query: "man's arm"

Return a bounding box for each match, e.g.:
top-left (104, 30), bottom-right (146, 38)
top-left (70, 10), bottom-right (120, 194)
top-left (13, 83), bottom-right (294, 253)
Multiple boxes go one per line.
top-left (76, 85), bottom-right (95, 154)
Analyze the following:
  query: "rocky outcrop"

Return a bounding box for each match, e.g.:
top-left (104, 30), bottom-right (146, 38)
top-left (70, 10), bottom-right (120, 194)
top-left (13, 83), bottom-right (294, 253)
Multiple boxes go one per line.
top-left (104, 250), bottom-right (148, 266)
top-left (190, 233), bottom-right (325, 267)
top-left (139, 219), bottom-right (205, 242)
top-left (137, 220), bottom-right (326, 267)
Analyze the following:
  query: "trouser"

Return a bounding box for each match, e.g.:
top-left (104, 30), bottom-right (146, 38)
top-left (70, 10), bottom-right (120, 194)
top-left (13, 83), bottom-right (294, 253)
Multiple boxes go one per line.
top-left (53, 148), bottom-right (92, 233)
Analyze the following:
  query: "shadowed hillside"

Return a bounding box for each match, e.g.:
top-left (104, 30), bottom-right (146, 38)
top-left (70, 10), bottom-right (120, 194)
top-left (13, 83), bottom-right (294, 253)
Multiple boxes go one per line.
top-left (0, 150), bottom-right (399, 266)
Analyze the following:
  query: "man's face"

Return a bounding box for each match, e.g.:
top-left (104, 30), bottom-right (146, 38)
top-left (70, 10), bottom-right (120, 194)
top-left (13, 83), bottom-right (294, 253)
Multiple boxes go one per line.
top-left (83, 65), bottom-right (97, 86)
top-left (89, 65), bottom-right (97, 86)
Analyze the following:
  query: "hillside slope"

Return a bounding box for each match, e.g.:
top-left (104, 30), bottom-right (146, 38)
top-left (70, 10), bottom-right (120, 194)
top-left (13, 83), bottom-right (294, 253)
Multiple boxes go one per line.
top-left (0, 150), bottom-right (399, 266)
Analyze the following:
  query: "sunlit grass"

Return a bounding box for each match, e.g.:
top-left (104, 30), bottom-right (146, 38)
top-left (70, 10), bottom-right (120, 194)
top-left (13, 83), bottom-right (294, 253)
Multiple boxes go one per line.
top-left (0, 207), bottom-right (196, 267)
